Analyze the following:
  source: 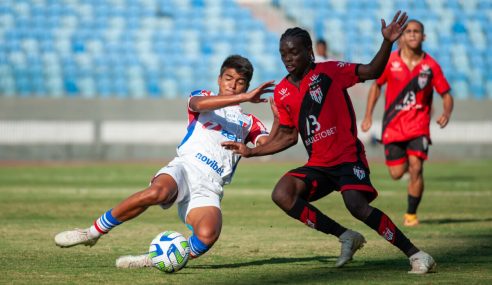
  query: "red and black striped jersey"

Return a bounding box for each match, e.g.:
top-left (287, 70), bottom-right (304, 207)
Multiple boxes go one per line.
top-left (376, 51), bottom-right (451, 144)
top-left (274, 61), bottom-right (368, 168)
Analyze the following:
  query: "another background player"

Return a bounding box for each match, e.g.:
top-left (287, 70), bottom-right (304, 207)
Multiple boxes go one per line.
top-left (54, 55), bottom-right (275, 268)
top-left (223, 12), bottom-right (436, 274)
top-left (361, 19), bottom-right (454, 227)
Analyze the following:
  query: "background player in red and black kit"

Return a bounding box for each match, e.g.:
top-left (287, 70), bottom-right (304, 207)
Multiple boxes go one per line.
top-left (223, 11), bottom-right (436, 274)
top-left (361, 20), bottom-right (454, 227)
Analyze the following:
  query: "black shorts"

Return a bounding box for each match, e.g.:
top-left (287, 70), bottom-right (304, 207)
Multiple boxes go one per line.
top-left (286, 162), bottom-right (378, 203)
top-left (384, 136), bottom-right (430, 166)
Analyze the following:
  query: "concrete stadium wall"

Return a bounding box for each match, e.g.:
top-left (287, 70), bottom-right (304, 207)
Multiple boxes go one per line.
top-left (1, 83), bottom-right (491, 161)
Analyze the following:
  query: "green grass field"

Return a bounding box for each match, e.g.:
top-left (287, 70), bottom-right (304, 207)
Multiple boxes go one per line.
top-left (1, 160), bottom-right (491, 284)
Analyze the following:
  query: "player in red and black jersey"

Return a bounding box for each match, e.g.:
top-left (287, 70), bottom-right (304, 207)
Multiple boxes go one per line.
top-left (361, 20), bottom-right (454, 227)
top-left (223, 12), bottom-right (436, 274)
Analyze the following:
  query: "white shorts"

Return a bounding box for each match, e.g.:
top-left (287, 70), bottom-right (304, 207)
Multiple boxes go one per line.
top-left (153, 157), bottom-right (224, 223)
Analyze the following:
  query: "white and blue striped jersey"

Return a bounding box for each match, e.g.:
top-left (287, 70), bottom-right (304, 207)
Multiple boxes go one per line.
top-left (176, 90), bottom-right (269, 185)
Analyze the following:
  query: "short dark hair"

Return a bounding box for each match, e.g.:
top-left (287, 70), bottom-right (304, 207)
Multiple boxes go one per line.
top-left (280, 27), bottom-right (313, 50)
top-left (316, 39), bottom-right (326, 46)
top-left (220, 55), bottom-right (254, 83)
top-left (407, 19), bottom-right (425, 34)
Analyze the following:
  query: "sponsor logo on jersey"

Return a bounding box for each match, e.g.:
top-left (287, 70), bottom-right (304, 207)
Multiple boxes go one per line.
top-left (195, 152), bottom-right (225, 175)
top-left (279, 88), bottom-right (290, 100)
top-left (202, 121), bottom-right (242, 142)
top-left (418, 64), bottom-right (431, 89)
top-left (221, 129), bottom-right (241, 142)
top-left (337, 61), bottom-right (349, 68)
top-left (353, 165), bottom-right (366, 180)
top-left (390, 61), bottom-right (402, 71)
top-left (304, 126), bottom-right (337, 146)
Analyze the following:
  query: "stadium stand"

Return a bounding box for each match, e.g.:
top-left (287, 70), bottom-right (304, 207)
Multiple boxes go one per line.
top-left (0, 0), bottom-right (490, 99)
top-left (272, 0), bottom-right (492, 99)
top-left (0, 0), bottom-right (284, 98)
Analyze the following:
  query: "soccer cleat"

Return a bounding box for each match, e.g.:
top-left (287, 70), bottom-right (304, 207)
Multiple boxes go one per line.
top-left (404, 213), bottom-right (419, 227)
top-left (335, 229), bottom-right (366, 267)
top-left (54, 228), bottom-right (100, 248)
top-left (116, 254), bottom-right (153, 268)
top-left (408, 251), bottom-right (437, 274)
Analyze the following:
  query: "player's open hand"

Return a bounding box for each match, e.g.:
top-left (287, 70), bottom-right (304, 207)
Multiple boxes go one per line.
top-left (221, 141), bottom-right (253, 157)
top-left (245, 80), bottom-right (275, 103)
top-left (436, 113), bottom-right (450, 128)
top-left (381, 10), bottom-right (408, 43)
top-left (361, 117), bottom-right (372, 132)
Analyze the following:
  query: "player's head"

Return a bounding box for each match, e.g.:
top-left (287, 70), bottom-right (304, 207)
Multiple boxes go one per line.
top-left (315, 38), bottom-right (327, 57)
top-left (400, 19), bottom-right (425, 50)
top-left (279, 27), bottom-right (315, 79)
top-left (218, 55), bottom-right (253, 95)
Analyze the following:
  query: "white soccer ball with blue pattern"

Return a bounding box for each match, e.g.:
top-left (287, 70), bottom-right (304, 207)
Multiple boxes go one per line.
top-left (148, 231), bottom-right (190, 273)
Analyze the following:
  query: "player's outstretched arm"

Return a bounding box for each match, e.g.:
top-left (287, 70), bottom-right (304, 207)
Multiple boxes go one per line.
top-left (361, 82), bottom-right (383, 132)
top-left (358, 11), bottom-right (408, 81)
top-left (190, 81), bottom-right (275, 112)
top-left (222, 125), bottom-right (298, 158)
top-left (436, 92), bottom-right (454, 128)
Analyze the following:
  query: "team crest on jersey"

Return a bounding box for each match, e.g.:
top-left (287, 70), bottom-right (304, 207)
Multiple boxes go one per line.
top-left (310, 87), bottom-right (323, 104)
top-left (309, 74), bottom-right (323, 104)
top-left (390, 61), bottom-right (402, 71)
top-left (418, 64), bottom-right (431, 89)
top-left (279, 88), bottom-right (290, 100)
top-left (353, 165), bottom-right (366, 180)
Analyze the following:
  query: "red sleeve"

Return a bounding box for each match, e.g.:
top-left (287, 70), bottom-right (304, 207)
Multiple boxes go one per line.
top-left (245, 114), bottom-right (269, 145)
top-left (325, 61), bottom-right (361, 89)
top-left (376, 62), bottom-right (390, 86)
top-left (431, 62), bottom-right (451, 95)
top-left (274, 87), bottom-right (295, 127)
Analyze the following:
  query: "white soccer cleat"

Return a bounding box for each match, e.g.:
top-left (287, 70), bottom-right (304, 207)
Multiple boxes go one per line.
top-left (335, 229), bottom-right (366, 267)
top-left (116, 254), bottom-right (153, 269)
top-left (54, 228), bottom-right (100, 248)
top-left (408, 251), bottom-right (437, 274)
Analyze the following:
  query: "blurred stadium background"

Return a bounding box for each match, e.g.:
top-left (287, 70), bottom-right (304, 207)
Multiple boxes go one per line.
top-left (0, 0), bottom-right (491, 161)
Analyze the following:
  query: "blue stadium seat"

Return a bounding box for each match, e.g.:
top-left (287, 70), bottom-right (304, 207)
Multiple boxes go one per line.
top-left (1, 0), bottom-right (490, 99)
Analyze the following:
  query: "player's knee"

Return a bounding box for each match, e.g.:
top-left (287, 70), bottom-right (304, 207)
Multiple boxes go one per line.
top-left (389, 168), bottom-right (406, 180)
top-left (408, 164), bottom-right (423, 178)
top-left (142, 184), bottom-right (174, 205)
top-left (271, 187), bottom-right (295, 210)
top-left (193, 226), bottom-right (220, 246)
top-left (345, 200), bottom-right (371, 221)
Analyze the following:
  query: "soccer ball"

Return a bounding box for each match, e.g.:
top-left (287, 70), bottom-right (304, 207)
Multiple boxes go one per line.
top-left (148, 231), bottom-right (190, 273)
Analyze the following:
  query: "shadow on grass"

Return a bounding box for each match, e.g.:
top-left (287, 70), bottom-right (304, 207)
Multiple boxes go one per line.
top-left (190, 255), bottom-right (336, 269)
top-left (186, 232), bottom-right (492, 285)
top-left (422, 217), bottom-right (492, 225)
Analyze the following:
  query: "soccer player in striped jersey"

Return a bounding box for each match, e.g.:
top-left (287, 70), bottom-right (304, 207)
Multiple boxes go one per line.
top-left (54, 55), bottom-right (275, 268)
top-left (223, 11), bottom-right (436, 274)
top-left (361, 20), bottom-right (454, 227)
